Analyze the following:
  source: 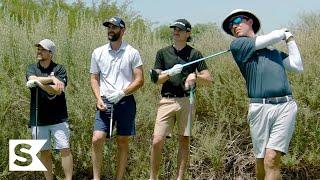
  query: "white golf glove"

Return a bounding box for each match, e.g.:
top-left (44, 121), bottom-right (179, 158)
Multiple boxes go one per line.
top-left (284, 31), bottom-right (293, 42)
top-left (166, 64), bottom-right (183, 76)
top-left (26, 79), bottom-right (40, 88)
top-left (106, 90), bottom-right (125, 104)
top-left (280, 28), bottom-right (293, 41)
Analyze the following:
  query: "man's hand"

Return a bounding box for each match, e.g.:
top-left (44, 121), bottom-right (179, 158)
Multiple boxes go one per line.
top-left (281, 28), bottom-right (293, 42)
top-left (184, 73), bottom-right (196, 90)
top-left (106, 90), bottom-right (125, 104)
top-left (51, 76), bottom-right (65, 91)
top-left (166, 64), bottom-right (183, 76)
top-left (284, 31), bottom-right (293, 42)
top-left (97, 98), bottom-right (107, 111)
top-left (26, 79), bottom-right (40, 88)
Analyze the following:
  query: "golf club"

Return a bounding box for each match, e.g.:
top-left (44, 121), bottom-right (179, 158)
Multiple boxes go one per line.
top-left (109, 104), bottom-right (114, 139)
top-left (162, 49), bottom-right (230, 74)
top-left (187, 85), bottom-right (195, 136)
top-left (150, 49), bottom-right (230, 83)
top-left (182, 49), bottom-right (230, 68)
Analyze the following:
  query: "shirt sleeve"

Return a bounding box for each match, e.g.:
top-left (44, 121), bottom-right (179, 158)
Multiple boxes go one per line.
top-left (55, 65), bottom-right (68, 87)
top-left (131, 50), bottom-right (143, 69)
top-left (26, 64), bottom-right (36, 81)
top-left (154, 50), bottom-right (164, 70)
top-left (230, 37), bottom-right (256, 63)
top-left (90, 50), bottom-right (100, 74)
top-left (194, 51), bottom-right (208, 72)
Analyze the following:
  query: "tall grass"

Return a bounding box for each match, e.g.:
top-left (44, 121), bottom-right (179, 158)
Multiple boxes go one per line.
top-left (0, 4), bottom-right (319, 180)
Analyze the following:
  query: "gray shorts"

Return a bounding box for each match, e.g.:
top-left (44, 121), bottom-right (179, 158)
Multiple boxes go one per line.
top-left (247, 100), bottom-right (297, 158)
top-left (31, 122), bottom-right (71, 151)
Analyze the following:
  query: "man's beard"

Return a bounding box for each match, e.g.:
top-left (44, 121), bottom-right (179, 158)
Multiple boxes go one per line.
top-left (108, 31), bottom-right (121, 41)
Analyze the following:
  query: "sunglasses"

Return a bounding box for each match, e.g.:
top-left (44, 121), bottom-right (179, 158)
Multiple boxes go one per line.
top-left (229, 15), bottom-right (249, 29)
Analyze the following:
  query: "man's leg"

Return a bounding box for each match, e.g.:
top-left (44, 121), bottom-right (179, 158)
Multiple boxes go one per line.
top-left (60, 148), bottom-right (73, 180)
top-left (40, 150), bottom-right (53, 180)
top-left (116, 136), bottom-right (130, 180)
top-left (176, 135), bottom-right (190, 180)
top-left (150, 135), bottom-right (166, 180)
top-left (92, 131), bottom-right (106, 180)
top-left (264, 149), bottom-right (282, 180)
top-left (256, 158), bottom-right (265, 180)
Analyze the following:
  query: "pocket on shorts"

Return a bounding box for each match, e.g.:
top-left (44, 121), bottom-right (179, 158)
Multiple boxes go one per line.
top-left (247, 103), bottom-right (263, 124)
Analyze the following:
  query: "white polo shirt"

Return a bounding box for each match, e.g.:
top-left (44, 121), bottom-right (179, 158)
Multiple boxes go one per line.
top-left (90, 41), bottom-right (143, 97)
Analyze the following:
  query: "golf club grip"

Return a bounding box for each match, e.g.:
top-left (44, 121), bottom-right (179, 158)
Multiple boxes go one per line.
top-left (182, 49), bottom-right (230, 67)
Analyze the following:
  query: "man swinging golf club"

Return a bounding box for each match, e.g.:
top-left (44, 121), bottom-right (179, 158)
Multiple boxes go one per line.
top-left (26, 39), bottom-right (73, 180)
top-left (222, 9), bottom-right (303, 179)
top-left (149, 19), bottom-right (212, 180)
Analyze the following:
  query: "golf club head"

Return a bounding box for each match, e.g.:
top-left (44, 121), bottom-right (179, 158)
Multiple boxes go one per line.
top-left (149, 69), bottom-right (159, 83)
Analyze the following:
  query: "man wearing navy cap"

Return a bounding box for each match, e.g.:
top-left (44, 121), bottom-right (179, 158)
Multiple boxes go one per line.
top-left (149, 19), bottom-right (212, 180)
top-left (90, 16), bottom-right (144, 180)
top-left (222, 9), bottom-right (303, 179)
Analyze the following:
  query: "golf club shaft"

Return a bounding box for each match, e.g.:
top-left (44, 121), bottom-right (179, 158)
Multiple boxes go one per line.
top-left (109, 105), bottom-right (113, 138)
top-left (187, 86), bottom-right (195, 135)
top-left (35, 87), bottom-right (38, 140)
top-left (182, 49), bottom-right (230, 68)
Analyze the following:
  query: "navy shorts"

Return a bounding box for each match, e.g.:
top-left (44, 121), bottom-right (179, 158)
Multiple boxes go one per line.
top-left (94, 95), bottom-right (136, 137)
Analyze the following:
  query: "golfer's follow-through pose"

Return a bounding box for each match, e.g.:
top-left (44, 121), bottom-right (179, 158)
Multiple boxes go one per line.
top-left (150, 19), bottom-right (212, 180)
top-left (90, 16), bottom-right (144, 180)
top-left (222, 9), bottom-right (303, 179)
top-left (26, 39), bottom-right (73, 180)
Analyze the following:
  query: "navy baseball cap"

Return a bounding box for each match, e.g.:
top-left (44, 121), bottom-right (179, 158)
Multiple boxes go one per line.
top-left (170, 19), bottom-right (192, 32)
top-left (103, 16), bottom-right (126, 28)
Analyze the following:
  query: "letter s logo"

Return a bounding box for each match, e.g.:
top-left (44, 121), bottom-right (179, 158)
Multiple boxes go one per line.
top-left (9, 140), bottom-right (47, 171)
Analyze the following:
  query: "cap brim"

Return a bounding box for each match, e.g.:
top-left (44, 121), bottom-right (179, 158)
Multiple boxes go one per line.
top-left (222, 11), bottom-right (260, 36)
top-left (169, 24), bottom-right (188, 31)
top-left (34, 43), bottom-right (50, 51)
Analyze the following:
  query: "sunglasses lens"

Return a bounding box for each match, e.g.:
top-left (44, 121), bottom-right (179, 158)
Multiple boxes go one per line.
top-left (229, 16), bottom-right (244, 28)
top-left (233, 17), bottom-right (242, 24)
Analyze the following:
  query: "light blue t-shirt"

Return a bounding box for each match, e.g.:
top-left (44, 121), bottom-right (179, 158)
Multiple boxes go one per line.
top-left (230, 37), bottom-right (292, 98)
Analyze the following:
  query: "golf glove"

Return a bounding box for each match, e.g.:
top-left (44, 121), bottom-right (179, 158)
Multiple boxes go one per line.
top-left (26, 79), bottom-right (40, 88)
top-left (106, 90), bottom-right (125, 104)
top-left (167, 64), bottom-right (183, 76)
top-left (284, 31), bottom-right (293, 42)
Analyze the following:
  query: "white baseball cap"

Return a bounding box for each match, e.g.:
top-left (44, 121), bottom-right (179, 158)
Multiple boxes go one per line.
top-left (35, 39), bottom-right (56, 54)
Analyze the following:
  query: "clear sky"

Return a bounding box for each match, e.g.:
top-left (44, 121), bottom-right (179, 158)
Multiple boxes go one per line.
top-left (112, 0), bottom-right (320, 33)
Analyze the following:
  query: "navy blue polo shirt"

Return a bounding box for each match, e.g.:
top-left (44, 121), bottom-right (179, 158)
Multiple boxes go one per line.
top-left (26, 61), bottom-right (68, 126)
top-left (230, 37), bottom-right (292, 98)
top-left (154, 45), bottom-right (208, 96)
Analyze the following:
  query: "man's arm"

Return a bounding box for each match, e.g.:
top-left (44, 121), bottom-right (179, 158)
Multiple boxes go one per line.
top-left (123, 66), bottom-right (144, 95)
top-left (195, 69), bottom-right (212, 85)
top-left (28, 75), bottom-right (64, 95)
top-left (91, 73), bottom-right (106, 110)
top-left (282, 36), bottom-right (303, 72)
top-left (255, 28), bottom-right (287, 50)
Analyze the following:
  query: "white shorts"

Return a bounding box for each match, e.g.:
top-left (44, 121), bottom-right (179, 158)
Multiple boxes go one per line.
top-left (247, 100), bottom-right (297, 158)
top-left (31, 122), bottom-right (71, 151)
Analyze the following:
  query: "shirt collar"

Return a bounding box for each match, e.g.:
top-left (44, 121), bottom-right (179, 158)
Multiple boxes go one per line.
top-left (107, 41), bottom-right (127, 52)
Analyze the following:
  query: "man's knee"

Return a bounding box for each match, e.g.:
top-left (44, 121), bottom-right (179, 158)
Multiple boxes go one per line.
top-left (60, 148), bottom-right (72, 157)
top-left (264, 149), bottom-right (281, 169)
top-left (116, 136), bottom-right (129, 149)
top-left (152, 135), bottom-right (165, 147)
top-left (178, 136), bottom-right (189, 148)
top-left (92, 132), bottom-right (106, 146)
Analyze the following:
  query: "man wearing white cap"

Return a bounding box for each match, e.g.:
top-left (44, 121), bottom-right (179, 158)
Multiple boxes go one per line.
top-left (26, 39), bottom-right (73, 180)
top-left (222, 9), bottom-right (303, 179)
